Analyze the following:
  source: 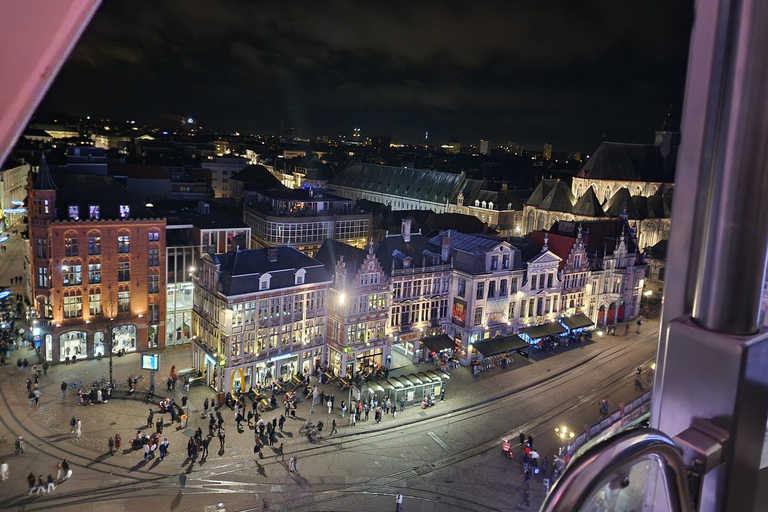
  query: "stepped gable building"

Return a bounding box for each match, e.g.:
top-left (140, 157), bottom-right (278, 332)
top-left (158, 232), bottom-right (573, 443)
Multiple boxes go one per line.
top-left (316, 239), bottom-right (390, 377)
top-left (377, 219), bottom-right (452, 361)
top-left (522, 124), bottom-right (676, 250)
top-left (192, 246), bottom-right (331, 393)
top-left (28, 154), bottom-right (167, 363)
top-left (532, 220), bottom-right (646, 326)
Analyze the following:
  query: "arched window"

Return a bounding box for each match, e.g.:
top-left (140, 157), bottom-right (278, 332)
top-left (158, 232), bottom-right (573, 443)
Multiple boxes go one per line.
top-left (89, 287), bottom-right (102, 316)
top-left (87, 230), bottom-right (101, 255)
top-left (64, 230), bottom-right (79, 257)
top-left (117, 229), bottom-right (130, 253)
top-left (63, 289), bottom-right (82, 318)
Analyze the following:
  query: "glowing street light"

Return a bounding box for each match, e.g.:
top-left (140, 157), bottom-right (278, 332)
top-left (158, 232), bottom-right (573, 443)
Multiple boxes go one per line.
top-left (555, 425), bottom-right (575, 444)
top-left (338, 292), bottom-right (346, 305)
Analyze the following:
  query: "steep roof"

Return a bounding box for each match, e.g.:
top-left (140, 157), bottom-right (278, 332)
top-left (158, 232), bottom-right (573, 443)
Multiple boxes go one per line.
top-left (315, 239), bottom-right (367, 279)
top-left (231, 165), bottom-right (285, 191)
top-left (537, 182), bottom-right (574, 212)
top-left (376, 233), bottom-right (438, 274)
top-left (215, 246), bottom-right (330, 296)
top-left (578, 142), bottom-right (669, 182)
top-left (331, 163), bottom-right (464, 204)
top-left (32, 153), bottom-right (57, 190)
top-left (526, 179), bottom-right (558, 207)
top-left (527, 231), bottom-right (577, 270)
top-left (473, 188), bottom-right (526, 210)
top-left (645, 239), bottom-right (668, 259)
top-left (605, 188), bottom-right (641, 219)
top-left (571, 187), bottom-right (605, 217)
top-left (550, 219), bottom-right (639, 257)
top-left (422, 213), bottom-right (486, 237)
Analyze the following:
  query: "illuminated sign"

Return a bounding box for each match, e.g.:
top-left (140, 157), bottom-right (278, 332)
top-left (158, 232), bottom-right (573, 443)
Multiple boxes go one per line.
top-left (11, 200), bottom-right (23, 206)
top-left (0, 290), bottom-right (11, 300)
top-left (0, 236), bottom-right (8, 243)
top-left (2, 208), bottom-right (26, 214)
top-left (141, 353), bottom-right (160, 371)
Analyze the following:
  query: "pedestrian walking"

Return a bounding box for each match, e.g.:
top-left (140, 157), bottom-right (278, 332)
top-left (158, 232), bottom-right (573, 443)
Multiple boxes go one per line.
top-left (27, 472), bottom-right (36, 495)
top-left (70, 416), bottom-right (77, 433)
top-left (108, 436), bottom-right (115, 456)
top-left (625, 324), bottom-right (630, 336)
top-left (178, 472), bottom-right (186, 493)
top-left (0, 460), bottom-right (8, 481)
top-left (327, 400), bottom-right (333, 415)
top-left (288, 456), bottom-right (297, 473)
top-left (218, 429), bottom-right (226, 450)
top-left (350, 412), bottom-right (356, 425)
top-left (330, 419), bottom-right (338, 435)
top-left (396, 493), bottom-right (404, 512)
top-left (14, 436), bottom-right (24, 455)
top-left (636, 319), bottom-right (643, 334)
top-left (202, 436), bottom-right (210, 458)
top-left (26, 378), bottom-right (31, 392)
top-left (203, 397), bottom-right (209, 417)
top-left (527, 435), bottom-right (534, 448)
top-left (115, 433), bottom-right (122, 453)
top-left (46, 474), bottom-right (55, 493)
top-left (159, 438), bottom-right (169, 460)
top-left (43, 361), bottom-right (49, 376)
top-left (76, 419), bottom-right (82, 438)
top-left (60, 380), bottom-right (67, 397)
top-left (279, 414), bottom-right (285, 431)
top-left (340, 400), bottom-right (346, 417)
top-left (143, 442), bottom-right (150, 461)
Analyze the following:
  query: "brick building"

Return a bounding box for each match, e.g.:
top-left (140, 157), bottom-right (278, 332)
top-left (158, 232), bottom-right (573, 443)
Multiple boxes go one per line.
top-left (28, 155), bottom-right (167, 363)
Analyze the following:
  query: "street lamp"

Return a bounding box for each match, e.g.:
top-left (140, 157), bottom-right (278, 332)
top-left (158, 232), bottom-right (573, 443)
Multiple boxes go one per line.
top-left (555, 425), bottom-right (575, 454)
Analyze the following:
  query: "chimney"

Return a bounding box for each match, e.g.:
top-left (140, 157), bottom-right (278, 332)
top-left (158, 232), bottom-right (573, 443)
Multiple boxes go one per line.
top-left (441, 231), bottom-right (451, 263)
top-left (268, 247), bottom-right (278, 262)
top-left (501, 181), bottom-right (508, 191)
top-left (401, 218), bottom-right (412, 243)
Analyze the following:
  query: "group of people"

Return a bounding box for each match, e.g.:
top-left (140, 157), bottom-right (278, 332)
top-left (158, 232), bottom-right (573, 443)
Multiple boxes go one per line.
top-left (75, 385), bottom-right (111, 406)
top-left (26, 459), bottom-right (71, 496)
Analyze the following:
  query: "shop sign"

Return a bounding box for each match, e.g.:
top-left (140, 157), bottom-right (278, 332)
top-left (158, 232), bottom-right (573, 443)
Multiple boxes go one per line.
top-left (399, 332), bottom-right (420, 343)
top-left (269, 353), bottom-right (294, 363)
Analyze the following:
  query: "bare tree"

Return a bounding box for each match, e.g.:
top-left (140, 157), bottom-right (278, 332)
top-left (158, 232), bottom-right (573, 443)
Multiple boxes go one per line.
top-left (90, 293), bottom-right (121, 386)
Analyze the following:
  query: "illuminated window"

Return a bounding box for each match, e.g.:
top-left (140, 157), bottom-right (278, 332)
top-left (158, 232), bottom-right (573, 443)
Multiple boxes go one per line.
top-left (118, 288), bottom-right (130, 312)
top-left (68, 206), bottom-right (79, 220)
top-left (118, 234), bottom-right (130, 253)
top-left (63, 291), bottom-right (82, 318)
top-left (64, 236), bottom-right (78, 257)
top-left (89, 205), bottom-right (100, 220)
top-left (119, 205), bottom-right (130, 218)
top-left (89, 289), bottom-right (101, 316)
top-left (89, 262), bottom-right (101, 284)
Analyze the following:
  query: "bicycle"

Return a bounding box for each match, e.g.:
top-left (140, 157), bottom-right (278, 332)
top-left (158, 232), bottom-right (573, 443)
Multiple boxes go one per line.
top-left (67, 379), bottom-right (83, 389)
top-left (298, 422), bottom-right (317, 436)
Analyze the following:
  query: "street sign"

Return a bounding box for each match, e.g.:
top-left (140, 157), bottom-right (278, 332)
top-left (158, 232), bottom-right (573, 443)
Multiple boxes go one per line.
top-left (141, 353), bottom-right (160, 371)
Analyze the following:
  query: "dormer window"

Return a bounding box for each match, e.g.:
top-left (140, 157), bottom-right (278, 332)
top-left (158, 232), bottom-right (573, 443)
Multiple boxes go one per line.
top-left (89, 205), bottom-right (100, 220)
top-left (68, 206), bottom-right (79, 220)
top-left (488, 201), bottom-right (493, 210)
top-left (119, 204), bottom-right (130, 218)
top-left (295, 268), bottom-right (306, 285)
top-left (260, 273), bottom-right (271, 291)
top-left (474, 199), bottom-right (480, 207)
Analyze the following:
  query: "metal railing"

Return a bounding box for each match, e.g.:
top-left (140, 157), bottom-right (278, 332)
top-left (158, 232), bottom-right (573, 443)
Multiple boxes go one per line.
top-left (540, 429), bottom-right (693, 512)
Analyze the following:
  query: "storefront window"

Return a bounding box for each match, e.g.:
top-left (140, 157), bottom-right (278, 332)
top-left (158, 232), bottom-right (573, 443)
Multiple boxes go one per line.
top-left (60, 330), bottom-right (86, 361)
top-left (45, 334), bottom-right (52, 361)
top-left (94, 331), bottom-right (105, 356)
top-left (111, 325), bottom-right (137, 353)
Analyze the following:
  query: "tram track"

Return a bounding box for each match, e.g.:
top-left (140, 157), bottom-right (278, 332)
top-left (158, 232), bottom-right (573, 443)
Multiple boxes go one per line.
top-left (0, 332), bottom-right (655, 511)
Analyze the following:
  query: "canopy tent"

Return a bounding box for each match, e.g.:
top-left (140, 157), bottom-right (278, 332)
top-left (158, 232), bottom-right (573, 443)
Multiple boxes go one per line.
top-left (421, 334), bottom-right (457, 352)
top-left (520, 322), bottom-right (567, 340)
top-left (560, 312), bottom-right (595, 331)
top-left (472, 335), bottom-right (529, 357)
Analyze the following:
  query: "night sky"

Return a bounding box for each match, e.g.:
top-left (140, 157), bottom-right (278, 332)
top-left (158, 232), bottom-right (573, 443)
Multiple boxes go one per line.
top-left (40, 0), bottom-right (693, 151)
